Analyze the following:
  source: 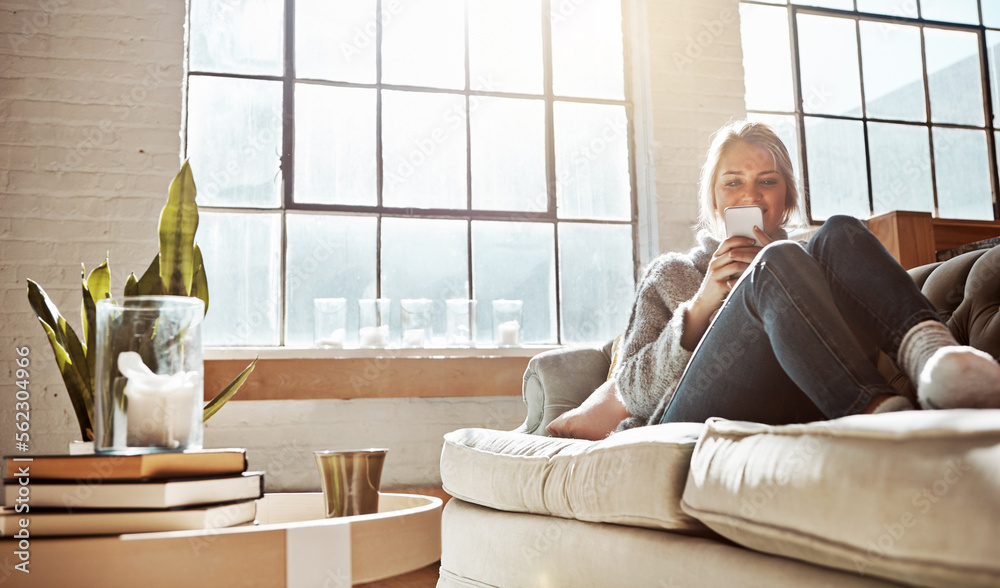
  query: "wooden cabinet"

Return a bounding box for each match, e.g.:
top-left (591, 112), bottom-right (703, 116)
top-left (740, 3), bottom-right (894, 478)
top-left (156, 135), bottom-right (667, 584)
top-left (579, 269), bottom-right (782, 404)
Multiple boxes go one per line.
top-left (867, 210), bottom-right (1000, 269)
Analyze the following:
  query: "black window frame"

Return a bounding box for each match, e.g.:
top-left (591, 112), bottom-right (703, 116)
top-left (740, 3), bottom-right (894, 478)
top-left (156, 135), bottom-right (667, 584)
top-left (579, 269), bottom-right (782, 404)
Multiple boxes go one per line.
top-left (183, 0), bottom-right (641, 347)
top-left (742, 0), bottom-right (1000, 224)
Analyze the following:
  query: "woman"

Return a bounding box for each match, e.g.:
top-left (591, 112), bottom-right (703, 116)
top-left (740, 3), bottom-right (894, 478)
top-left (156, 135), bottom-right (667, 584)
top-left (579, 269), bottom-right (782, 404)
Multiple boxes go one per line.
top-left (608, 119), bottom-right (1000, 429)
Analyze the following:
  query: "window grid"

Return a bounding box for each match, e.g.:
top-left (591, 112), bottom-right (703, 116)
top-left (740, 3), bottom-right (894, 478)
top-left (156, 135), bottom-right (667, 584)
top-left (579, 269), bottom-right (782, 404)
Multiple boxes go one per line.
top-left (185, 0), bottom-right (639, 347)
top-left (743, 0), bottom-right (1000, 223)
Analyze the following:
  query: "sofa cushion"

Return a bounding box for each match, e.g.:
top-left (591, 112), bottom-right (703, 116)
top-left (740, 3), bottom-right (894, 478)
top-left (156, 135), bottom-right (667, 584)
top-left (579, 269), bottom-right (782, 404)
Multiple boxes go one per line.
top-left (439, 498), bottom-right (905, 588)
top-left (680, 410), bottom-right (1000, 588)
top-left (441, 423), bottom-right (708, 531)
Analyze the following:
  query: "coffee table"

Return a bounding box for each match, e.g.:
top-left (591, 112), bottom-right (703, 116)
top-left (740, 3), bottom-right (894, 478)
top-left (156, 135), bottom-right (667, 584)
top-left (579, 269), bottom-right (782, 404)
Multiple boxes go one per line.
top-left (7, 492), bottom-right (442, 587)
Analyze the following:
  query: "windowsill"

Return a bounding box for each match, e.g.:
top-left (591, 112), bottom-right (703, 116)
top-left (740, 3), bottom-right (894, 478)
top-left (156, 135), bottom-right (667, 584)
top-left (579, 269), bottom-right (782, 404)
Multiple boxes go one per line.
top-left (203, 345), bottom-right (565, 401)
top-left (205, 344), bottom-right (560, 361)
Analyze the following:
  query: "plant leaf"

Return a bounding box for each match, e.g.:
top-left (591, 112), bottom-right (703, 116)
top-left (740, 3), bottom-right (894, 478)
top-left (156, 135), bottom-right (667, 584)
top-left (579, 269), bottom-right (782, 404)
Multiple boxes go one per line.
top-left (86, 257), bottom-right (111, 302)
top-left (28, 279), bottom-right (95, 440)
top-left (124, 272), bottom-right (139, 297)
top-left (136, 255), bottom-right (164, 296)
top-left (80, 263), bottom-right (88, 343)
top-left (190, 244), bottom-right (209, 314)
top-left (159, 160), bottom-right (199, 296)
top-left (82, 257), bottom-right (111, 376)
top-left (57, 314), bottom-right (92, 413)
top-left (203, 358), bottom-right (257, 422)
top-left (27, 279), bottom-right (64, 348)
top-left (37, 319), bottom-right (93, 441)
top-left (82, 278), bottom-right (96, 375)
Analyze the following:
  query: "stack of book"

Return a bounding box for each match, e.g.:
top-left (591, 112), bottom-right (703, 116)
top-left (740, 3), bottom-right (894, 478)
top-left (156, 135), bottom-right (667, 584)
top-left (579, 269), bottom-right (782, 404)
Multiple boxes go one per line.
top-left (0, 449), bottom-right (263, 537)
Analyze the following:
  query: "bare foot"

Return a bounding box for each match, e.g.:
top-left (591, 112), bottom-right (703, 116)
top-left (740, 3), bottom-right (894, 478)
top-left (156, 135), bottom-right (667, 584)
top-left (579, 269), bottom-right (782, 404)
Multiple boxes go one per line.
top-left (918, 346), bottom-right (1000, 409)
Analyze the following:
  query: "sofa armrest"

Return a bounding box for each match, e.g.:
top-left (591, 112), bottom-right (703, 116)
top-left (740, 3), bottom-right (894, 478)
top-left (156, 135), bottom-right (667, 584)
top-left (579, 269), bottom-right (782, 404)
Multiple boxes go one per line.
top-left (515, 341), bottom-right (614, 436)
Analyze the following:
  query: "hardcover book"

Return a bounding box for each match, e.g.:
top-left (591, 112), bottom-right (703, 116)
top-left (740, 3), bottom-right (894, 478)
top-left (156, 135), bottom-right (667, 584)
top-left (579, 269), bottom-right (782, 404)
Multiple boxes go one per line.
top-left (3, 471), bottom-right (265, 510)
top-left (2, 449), bottom-right (248, 481)
top-left (0, 499), bottom-right (257, 537)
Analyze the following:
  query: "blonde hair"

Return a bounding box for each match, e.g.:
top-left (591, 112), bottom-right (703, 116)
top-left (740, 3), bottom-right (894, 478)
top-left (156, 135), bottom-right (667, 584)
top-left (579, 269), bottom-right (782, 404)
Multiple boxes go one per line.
top-left (697, 119), bottom-right (800, 238)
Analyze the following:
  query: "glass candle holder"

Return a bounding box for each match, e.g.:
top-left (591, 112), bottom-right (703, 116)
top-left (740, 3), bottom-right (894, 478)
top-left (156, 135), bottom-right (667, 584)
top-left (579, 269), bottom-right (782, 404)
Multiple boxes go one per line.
top-left (314, 298), bottom-right (347, 348)
top-left (400, 298), bottom-right (433, 347)
top-left (94, 296), bottom-right (205, 454)
top-left (492, 299), bottom-right (523, 347)
top-left (358, 298), bottom-right (390, 348)
top-left (445, 299), bottom-right (477, 346)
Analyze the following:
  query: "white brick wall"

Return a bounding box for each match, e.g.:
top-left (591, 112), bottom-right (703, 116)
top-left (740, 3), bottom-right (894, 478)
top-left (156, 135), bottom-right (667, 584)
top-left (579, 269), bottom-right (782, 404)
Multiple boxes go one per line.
top-left (0, 0), bottom-right (186, 472)
top-left (644, 0), bottom-right (746, 254)
top-left (0, 0), bottom-right (747, 491)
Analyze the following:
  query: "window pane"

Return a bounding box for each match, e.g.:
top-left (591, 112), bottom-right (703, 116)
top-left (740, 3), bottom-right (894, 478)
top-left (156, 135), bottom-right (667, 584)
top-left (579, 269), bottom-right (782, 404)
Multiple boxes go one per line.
top-left (746, 112), bottom-right (802, 185)
top-left (381, 218), bottom-right (468, 343)
top-left (381, 0), bottom-right (464, 90)
top-left (804, 117), bottom-right (870, 220)
top-left (285, 214), bottom-right (377, 346)
top-left (295, 85), bottom-right (376, 206)
top-left (296, 0), bottom-right (377, 83)
top-left (740, 4), bottom-right (795, 112)
top-left (868, 122), bottom-right (934, 215)
top-left (472, 221), bottom-right (556, 344)
top-left (551, 0), bottom-right (625, 100)
top-left (797, 15), bottom-right (863, 117)
top-left (925, 28), bottom-right (985, 126)
top-left (469, 0), bottom-right (543, 95)
top-left (200, 212), bottom-right (282, 346)
top-left (920, 0), bottom-right (979, 24)
top-left (558, 223), bottom-right (634, 344)
top-left (791, 0), bottom-right (852, 9)
top-left (186, 76), bottom-right (283, 208)
top-left (471, 97), bottom-right (546, 212)
top-left (860, 22), bottom-right (926, 122)
top-left (554, 102), bottom-right (631, 220)
top-left (857, 0), bottom-right (918, 17)
top-left (985, 0), bottom-right (1000, 28)
top-left (189, 0), bottom-right (283, 76)
top-left (986, 31), bottom-right (1000, 127)
top-left (382, 90), bottom-right (468, 209)
top-left (934, 128), bottom-right (994, 219)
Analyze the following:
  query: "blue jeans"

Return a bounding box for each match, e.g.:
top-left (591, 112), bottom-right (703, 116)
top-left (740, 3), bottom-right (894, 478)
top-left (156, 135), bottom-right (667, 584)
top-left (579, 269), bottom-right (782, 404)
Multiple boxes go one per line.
top-left (657, 215), bottom-right (942, 425)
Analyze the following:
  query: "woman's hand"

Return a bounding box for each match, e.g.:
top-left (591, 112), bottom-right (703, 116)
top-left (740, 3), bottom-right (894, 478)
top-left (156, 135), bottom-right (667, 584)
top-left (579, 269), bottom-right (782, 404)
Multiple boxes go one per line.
top-left (680, 228), bottom-right (773, 350)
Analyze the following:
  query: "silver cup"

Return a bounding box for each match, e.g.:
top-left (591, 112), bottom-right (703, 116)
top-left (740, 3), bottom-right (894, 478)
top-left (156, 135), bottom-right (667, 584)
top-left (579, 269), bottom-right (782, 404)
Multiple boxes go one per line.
top-left (314, 449), bottom-right (388, 517)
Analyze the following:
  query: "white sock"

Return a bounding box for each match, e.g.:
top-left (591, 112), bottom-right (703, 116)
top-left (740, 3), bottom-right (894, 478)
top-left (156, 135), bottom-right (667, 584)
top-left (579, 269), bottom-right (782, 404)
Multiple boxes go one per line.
top-left (899, 320), bottom-right (1000, 409)
top-left (918, 347), bottom-right (1000, 409)
top-left (897, 320), bottom-right (957, 382)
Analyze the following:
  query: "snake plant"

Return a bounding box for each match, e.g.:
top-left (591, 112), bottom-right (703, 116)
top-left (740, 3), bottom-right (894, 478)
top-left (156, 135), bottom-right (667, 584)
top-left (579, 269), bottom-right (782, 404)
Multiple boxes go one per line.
top-left (26, 161), bottom-right (256, 442)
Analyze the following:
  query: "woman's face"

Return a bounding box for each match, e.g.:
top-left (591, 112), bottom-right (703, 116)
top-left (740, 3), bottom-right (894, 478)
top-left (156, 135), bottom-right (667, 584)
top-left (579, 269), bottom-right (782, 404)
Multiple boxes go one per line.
top-left (713, 141), bottom-right (788, 236)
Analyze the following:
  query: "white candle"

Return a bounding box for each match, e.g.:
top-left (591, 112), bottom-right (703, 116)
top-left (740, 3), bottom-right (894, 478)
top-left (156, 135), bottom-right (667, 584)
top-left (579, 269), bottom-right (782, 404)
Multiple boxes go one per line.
top-left (317, 328), bottom-right (345, 348)
top-left (359, 325), bottom-right (389, 347)
top-left (118, 352), bottom-right (199, 449)
top-left (498, 320), bottom-right (520, 346)
top-left (403, 328), bottom-right (426, 347)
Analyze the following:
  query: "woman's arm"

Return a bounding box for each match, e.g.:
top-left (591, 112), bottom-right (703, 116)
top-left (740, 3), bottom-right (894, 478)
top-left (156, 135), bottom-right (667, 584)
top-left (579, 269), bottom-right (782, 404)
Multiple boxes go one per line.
top-left (612, 256), bottom-right (704, 420)
top-left (615, 231), bottom-right (772, 420)
top-left (681, 233), bottom-right (768, 350)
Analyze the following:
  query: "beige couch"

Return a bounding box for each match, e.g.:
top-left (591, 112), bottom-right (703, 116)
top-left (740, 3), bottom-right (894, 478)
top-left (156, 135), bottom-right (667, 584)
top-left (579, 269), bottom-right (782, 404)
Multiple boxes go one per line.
top-left (438, 246), bottom-right (1000, 588)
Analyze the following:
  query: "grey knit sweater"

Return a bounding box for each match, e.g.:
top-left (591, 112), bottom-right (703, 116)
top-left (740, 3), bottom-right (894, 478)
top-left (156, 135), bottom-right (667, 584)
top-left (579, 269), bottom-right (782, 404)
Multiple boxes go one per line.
top-left (612, 228), bottom-right (789, 424)
top-left (611, 230), bottom-right (719, 422)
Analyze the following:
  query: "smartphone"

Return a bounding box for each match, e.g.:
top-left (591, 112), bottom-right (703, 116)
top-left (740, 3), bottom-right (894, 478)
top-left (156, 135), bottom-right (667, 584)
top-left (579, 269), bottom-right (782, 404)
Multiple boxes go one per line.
top-left (724, 205), bottom-right (764, 247)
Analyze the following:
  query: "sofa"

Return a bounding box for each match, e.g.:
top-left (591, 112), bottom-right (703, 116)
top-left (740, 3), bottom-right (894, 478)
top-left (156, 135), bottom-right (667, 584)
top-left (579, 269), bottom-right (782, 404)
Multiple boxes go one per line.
top-left (437, 244), bottom-right (1000, 588)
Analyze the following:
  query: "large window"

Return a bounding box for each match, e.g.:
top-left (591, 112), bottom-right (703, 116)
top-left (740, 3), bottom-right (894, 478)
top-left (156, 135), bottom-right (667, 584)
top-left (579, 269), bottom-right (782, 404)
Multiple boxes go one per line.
top-left (740, 0), bottom-right (1000, 223)
top-left (185, 0), bottom-right (638, 347)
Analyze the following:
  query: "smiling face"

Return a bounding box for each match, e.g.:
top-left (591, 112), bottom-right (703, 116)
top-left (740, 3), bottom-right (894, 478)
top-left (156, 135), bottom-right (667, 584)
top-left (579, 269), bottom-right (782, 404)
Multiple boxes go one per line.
top-left (713, 140), bottom-right (788, 236)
